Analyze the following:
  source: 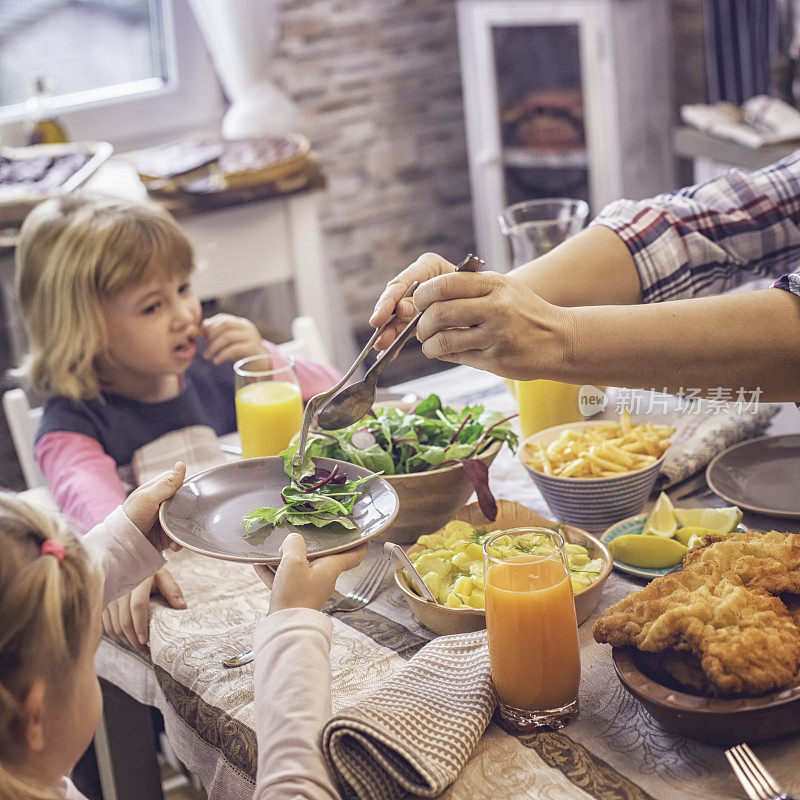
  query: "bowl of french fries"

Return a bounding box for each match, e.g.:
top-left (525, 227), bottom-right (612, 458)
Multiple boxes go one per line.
top-left (519, 412), bottom-right (674, 532)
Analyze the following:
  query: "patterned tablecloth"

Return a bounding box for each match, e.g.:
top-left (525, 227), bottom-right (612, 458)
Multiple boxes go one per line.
top-left (95, 368), bottom-right (800, 800)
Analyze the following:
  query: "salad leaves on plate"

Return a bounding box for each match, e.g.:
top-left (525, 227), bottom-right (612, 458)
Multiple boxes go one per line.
top-left (242, 458), bottom-right (377, 536)
top-left (281, 393), bottom-right (518, 520)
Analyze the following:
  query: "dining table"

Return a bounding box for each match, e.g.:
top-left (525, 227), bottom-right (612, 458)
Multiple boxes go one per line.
top-left (93, 366), bottom-right (800, 800)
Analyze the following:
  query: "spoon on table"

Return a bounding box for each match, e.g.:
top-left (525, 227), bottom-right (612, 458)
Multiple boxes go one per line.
top-left (317, 254), bottom-right (485, 431)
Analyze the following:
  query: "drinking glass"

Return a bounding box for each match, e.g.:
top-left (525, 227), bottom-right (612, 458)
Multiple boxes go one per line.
top-left (234, 354), bottom-right (303, 458)
top-left (483, 527), bottom-right (581, 732)
top-left (499, 198), bottom-right (589, 435)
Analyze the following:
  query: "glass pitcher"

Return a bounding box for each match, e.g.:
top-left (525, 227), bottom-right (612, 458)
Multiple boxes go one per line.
top-left (498, 198), bottom-right (589, 266)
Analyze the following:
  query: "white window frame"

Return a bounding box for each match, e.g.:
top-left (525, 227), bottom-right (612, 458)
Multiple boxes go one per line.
top-left (0, 0), bottom-right (226, 150)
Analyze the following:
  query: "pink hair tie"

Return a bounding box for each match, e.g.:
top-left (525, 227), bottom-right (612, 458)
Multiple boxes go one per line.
top-left (40, 539), bottom-right (66, 565)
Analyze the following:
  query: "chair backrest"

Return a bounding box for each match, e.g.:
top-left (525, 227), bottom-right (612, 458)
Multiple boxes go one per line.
top-left (2, 388), bottom-right (47, 490)
top-left (278, 315), bottom-right (333, 368)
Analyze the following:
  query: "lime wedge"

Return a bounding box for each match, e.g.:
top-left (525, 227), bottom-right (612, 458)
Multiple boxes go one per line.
top-left (642, 492), bottom-right (678, 537)
top-left (674, 525), bottom-right (719, 547)
top-left (674, 506), bottom-right (742, 534)
top-left (610, 534), bottom-right (687, 568)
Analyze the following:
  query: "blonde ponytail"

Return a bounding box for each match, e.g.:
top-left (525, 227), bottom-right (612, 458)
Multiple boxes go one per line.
top-left (0, 493), bottom-right (99, 799)
top-left (0, 762), bottom-right (61, 800)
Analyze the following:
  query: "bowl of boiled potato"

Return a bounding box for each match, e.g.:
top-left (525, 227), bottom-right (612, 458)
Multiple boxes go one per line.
top-left (393, 499), bottom-right (612, 635)
top-left (519, 412), bottom-right (674, 533)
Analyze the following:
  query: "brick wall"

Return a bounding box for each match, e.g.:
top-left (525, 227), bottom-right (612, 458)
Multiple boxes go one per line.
top-left (270, 0), bottom-right (475, 338)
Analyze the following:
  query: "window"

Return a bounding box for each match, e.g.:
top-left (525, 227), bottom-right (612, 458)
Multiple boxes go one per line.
top-left (0, 0), bottom-right (175, 121)
top-left (0, 0), bottom-right (225, 150)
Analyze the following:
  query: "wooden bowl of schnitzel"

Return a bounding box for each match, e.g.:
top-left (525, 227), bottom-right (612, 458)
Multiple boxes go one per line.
top-left (612, 647), bottom-right (800, 745)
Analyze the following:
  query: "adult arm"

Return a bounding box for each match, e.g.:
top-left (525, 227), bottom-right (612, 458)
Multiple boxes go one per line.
top-left (35, 431), bottom-right (126, 532)
top-left (411, 270), bottom-right (800, 400)
top-left (373, 151), bottom-right (800, 336)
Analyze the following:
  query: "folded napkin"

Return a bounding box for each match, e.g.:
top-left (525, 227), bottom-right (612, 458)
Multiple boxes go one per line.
top-left (322, 630), bottom-right (496, 800)
top-left (131, 424), bottom-right (231, 485)
top-left (655, 402), bottom-right (780, 488)
top-left (680, 95), bottom-right (800, 148)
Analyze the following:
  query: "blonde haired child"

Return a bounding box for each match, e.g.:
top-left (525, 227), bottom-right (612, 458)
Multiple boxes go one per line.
top-left (15, 193), bottom-right (341, 653)
top-left (0, 463), bottom-right (363, 800)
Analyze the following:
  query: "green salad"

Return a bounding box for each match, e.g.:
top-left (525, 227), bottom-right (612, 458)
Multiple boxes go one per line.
top-left (280, 394), bottom-right (518, 521)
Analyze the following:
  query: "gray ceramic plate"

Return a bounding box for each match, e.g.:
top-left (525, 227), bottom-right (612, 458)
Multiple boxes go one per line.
top-left (159, 457), bottom-right (399, 564)
top-left (706, 434), bottom-right (800, 518)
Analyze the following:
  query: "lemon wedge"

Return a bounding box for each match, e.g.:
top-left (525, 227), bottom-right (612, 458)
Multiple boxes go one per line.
top-left (674, 525), bottom-right (719, 547)
top-left (674, 506), bottom-right (742, 534)
top-left (610, 534), bottom-right (687, 569)
top-left (642, 492), bottom-right (678, 537)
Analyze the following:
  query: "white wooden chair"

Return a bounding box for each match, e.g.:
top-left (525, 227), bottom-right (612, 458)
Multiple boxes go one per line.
top-left (2, 315), bottom-right (331, 493)
top-left (279, 315), bottom-right (332, 367)
top-left (2, 387), bottom-right (47, 491)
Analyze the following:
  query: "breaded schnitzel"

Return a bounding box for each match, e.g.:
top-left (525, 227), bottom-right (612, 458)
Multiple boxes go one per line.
top-left (593, 568), bottom-right (800, 696)
top-left (682, 529), bottom-right (800, 594)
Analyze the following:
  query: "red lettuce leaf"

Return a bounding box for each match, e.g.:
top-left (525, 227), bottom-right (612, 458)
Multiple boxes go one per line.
top-left (458, 458), bottom-right (498, 521)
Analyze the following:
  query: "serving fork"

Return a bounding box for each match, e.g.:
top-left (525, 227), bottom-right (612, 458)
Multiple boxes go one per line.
top-left (725, 743), bottom-right (796, 800)
top-left (221, 555), bottom-right (390, 668)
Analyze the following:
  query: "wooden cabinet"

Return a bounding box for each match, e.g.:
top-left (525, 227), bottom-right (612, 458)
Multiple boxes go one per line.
top-left (457, 0), bottom-right (675, 270)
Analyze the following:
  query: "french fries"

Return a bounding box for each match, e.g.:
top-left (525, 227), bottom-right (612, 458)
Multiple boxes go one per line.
top-left (521, 410), bottom-right (674, 478)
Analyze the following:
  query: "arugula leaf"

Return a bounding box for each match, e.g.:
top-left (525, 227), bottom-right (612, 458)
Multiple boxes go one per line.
top-left (242, 465), bottom-right (377, 535)
top-left (414, 394), bottom-right (442, 417)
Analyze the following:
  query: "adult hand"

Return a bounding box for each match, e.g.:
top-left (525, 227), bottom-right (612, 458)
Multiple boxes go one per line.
top-left (411, 268), bottom-right (574, 380)
top-left (369, 253), bottom-right (456, 350)
top-left (123, 462), bottom-right (186, 552)
top-left (202, 313), bottom-right (268, 365)
top-left (254, 533), bottom-right (368, 614)
top-left (101, 567), bottom-right (187, 652)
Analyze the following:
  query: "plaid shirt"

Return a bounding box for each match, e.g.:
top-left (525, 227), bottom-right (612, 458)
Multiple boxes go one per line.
top-left (590, 150), bottom-right (800, 302)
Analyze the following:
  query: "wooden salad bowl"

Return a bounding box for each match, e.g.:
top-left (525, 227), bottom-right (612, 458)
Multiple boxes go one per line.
top-left (394, 499), bottom-right (613, 635)
top-left (365, 400), bottom-right (506, 544)
top-left (377, 439), bottom-right (502, 543)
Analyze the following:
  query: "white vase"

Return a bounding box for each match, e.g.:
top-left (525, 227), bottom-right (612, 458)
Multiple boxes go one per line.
top-left (187, 0), bottom-right (297, 138)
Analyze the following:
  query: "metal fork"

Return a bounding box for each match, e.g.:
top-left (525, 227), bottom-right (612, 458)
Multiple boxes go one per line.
top-left (221, 556), bottom-right (389, 668)
top-left (725, 744), bottom-right (796, 800)
top-left (326, 555), bottom-right (390, 612)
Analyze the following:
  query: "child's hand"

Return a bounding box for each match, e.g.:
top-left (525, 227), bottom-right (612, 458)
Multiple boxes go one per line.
top-left (202, 313), bottom-right (268, 365)
top-left (256, 533), bottom-right (368, 614)
top-left (123, 462), bottom-right (186, 552)
top-left (102, 568), bottom-right (186, 652)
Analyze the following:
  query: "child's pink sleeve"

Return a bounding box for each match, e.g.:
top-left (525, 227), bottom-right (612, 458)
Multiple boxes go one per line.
top-left (35, 432), bottom-right (127, 534)
top-left (264, 342), bottom-right (342, 402)
top-left (252, 608), bottom-right (339, 800)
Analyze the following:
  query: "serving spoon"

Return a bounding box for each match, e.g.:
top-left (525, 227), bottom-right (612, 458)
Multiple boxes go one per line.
top-left (383, 542), bottom-right (437, 602)
top-left (317, 254), bottom-right (485, 431)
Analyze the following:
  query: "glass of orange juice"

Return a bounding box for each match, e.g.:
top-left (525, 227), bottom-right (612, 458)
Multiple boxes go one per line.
top-left (515, 379), bottom-right (583, 439)
top-left (483, 528), bottom-right (581, 732)
top-left (234, 354), bottom-right (303, 458)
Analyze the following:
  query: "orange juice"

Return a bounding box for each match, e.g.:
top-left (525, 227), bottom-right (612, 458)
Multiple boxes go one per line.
top-left (235, 380), bottom-right (303, 458)
top-left (485, 558), bottom-right (580, 710)
top-left (515, 379), bottom-right (582, 439)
